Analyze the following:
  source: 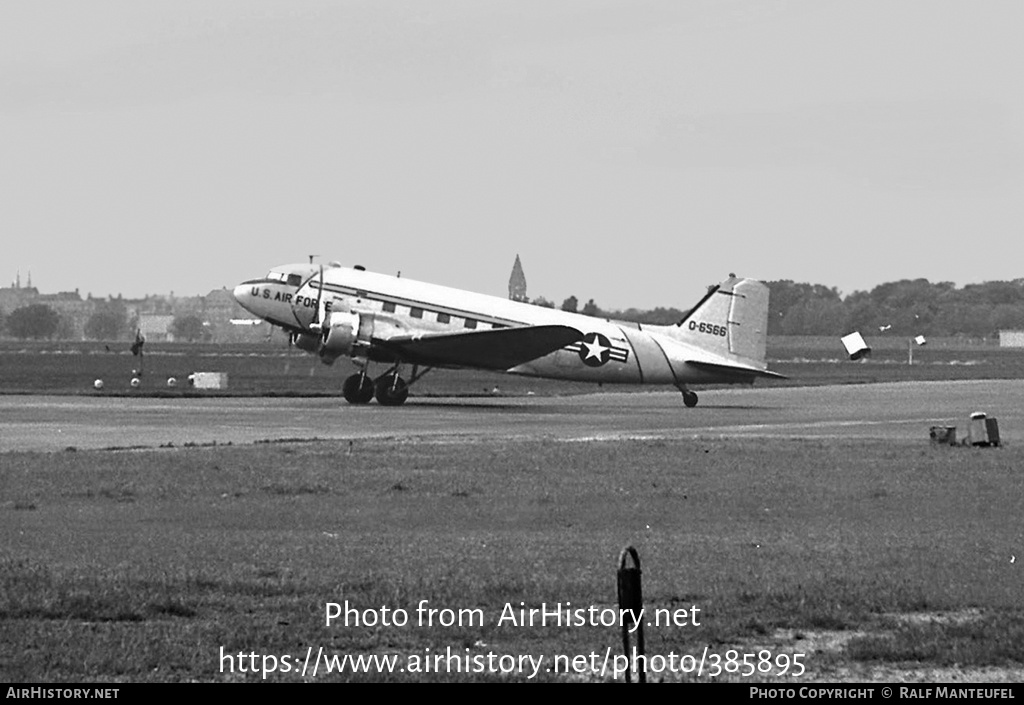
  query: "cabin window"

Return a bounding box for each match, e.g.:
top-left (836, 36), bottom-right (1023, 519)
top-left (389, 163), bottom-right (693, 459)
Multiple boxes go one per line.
top-left (492, 323), bottom-right (507, 329)
top-left (436, 313), bottom-right (451, 324)
top-left (464, 318), bottom-right (477, 329)
top-left (286, 274), bottom-right (302, 287)
top-left (382, 301), bottom-right (396, 313)
top-left (410, 307), bottom-right (424, 319)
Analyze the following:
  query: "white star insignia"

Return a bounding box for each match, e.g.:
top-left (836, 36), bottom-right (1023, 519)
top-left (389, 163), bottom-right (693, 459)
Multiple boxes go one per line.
top-left (582, 335), bottom-right (609, 361)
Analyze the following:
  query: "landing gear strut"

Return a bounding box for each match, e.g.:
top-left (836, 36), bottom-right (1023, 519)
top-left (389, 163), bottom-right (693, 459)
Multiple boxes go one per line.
top-left (342, 362), bottom-right (432, 406)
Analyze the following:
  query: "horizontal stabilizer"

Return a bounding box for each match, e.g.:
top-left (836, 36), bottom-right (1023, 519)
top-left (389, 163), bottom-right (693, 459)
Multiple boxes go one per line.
top-left (687, 360), bottom-right (787, 381)
top-left (372, 325), bottom-right (584, 370)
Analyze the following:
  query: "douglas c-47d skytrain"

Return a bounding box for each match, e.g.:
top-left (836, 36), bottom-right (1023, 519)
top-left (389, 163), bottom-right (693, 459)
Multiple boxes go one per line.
top-left (232, 262), bottom-right (783, 407)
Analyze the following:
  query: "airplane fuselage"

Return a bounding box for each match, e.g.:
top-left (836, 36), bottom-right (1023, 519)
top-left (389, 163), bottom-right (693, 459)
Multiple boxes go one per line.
top-left (234, 263), bottom-right (775, 392)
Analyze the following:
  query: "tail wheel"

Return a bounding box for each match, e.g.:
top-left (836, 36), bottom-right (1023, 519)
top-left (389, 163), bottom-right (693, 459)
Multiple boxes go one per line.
top-left (342, 373), bottom-right (374, 404)
top-left (682, 390), bottom-right (699, 408)
top-left (374, 375), bottom-right (409, 406)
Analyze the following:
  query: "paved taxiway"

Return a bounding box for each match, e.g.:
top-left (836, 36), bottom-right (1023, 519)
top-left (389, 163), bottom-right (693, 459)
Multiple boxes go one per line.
top-left (1, 380), bottom-right (1020, 452)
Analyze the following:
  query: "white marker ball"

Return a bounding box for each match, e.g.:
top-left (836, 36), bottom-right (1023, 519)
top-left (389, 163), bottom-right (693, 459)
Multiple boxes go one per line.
top-left (130, 377), bottom-right (141, 388)
top-left (167, 377), bottom-right (177, 388)
top-left (93, 379), bottom-right (104, 390)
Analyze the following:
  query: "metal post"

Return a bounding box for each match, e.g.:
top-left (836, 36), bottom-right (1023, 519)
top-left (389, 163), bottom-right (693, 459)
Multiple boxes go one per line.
top-left (617, 546), bottom-right (645, 683)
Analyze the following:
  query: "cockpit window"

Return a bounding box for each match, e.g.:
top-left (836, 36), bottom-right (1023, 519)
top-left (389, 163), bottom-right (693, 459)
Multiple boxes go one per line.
top-left (265, 271), bottom-right (305, 287)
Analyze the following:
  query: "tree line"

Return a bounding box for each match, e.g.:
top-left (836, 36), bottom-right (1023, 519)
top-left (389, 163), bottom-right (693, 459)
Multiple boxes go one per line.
top-left (0, 303), bottom-right (208, 342)
top-left (4, 277), bottom-right (1024, 340)
top-left (763, 279), bottom-right (1024, 337)
top-left (531, 278), bottom-right (1024, 338)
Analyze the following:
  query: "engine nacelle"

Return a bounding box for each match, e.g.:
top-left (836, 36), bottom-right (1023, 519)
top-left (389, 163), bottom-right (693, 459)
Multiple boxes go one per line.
top-left (293, 333), bottom-right (321, 353)
top-left (319, 311), bottom-right (364, 365)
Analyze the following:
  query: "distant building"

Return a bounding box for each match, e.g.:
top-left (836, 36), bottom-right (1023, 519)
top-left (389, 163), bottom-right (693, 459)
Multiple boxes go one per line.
top-left (0, 271), bottom-right (266, 343)
top-left (201, 287), bottom-right (268, 342)
top-left (138, 315), bottom-right (176, 342)
top-left (1, 272), bottom-right (91, 339)
top-left (0, 285), bottom-right (39, 314)
top-left (38, 290), bottom-right (90, 340)
top-left (0, 269), bottom-right (40, 314)
top-left (999, 330), bottom-right (1024, 347)
top-left (508, 255), bottom-right (527, 302)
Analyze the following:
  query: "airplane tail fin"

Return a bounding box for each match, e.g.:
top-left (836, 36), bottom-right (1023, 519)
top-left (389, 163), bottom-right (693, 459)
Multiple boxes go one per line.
top-left (670, 276), bottom-right (776, 375)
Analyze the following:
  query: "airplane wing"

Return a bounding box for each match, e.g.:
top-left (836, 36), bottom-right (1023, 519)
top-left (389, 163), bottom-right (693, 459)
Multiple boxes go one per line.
top-left (371, 325), bottom-right (584, 370)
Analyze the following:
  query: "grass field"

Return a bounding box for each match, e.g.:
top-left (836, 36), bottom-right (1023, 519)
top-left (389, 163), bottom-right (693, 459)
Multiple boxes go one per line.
top-left (2, 436), bottom-right (1023, 682)
top-left (2, 338), bottom-right (1024, 682)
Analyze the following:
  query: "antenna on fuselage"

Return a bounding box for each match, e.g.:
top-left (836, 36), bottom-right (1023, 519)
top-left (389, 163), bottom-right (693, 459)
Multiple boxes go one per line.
top-left (308, 254), bottom-right (319, 264)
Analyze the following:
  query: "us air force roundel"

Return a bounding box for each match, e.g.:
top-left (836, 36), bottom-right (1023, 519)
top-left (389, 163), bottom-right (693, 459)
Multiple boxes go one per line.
top-left (568, 332), bottom-right (630, 367)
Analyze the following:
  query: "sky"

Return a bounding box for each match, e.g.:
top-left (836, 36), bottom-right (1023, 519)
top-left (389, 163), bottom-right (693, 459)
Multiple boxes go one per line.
top-left (1, 0), bottom-right (1022, 310)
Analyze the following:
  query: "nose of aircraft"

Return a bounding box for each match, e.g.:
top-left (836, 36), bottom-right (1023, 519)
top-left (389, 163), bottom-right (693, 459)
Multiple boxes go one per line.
top-left (233, 283), bottom-right (253, 311)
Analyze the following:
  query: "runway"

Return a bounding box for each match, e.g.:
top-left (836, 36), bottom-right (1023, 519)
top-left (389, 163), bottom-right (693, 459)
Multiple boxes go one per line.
top-left (1, 380), bottom-right (1019, 452)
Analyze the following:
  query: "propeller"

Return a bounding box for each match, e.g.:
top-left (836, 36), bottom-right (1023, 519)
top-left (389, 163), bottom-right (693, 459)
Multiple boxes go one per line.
top-left (309, 264), bottom-right (325, 332)
top-left (287, 263), bottom-right (329, 346)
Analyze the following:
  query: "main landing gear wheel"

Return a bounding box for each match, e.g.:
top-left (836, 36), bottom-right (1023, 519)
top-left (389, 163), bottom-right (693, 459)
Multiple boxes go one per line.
top-left (342, 373), bottom-right (374, 404)
top-left (374, 375), bottom-right (409, 406)
top-left (682, 390), bottom-right (699, 408)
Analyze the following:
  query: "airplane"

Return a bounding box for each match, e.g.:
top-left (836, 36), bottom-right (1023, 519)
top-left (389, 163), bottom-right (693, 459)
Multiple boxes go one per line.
top-left (232, 262), bottom-right (783, 407)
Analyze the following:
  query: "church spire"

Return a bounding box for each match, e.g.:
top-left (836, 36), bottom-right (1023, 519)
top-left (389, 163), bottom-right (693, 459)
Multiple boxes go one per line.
top-left (508, 255), bottom-right (527, 302)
